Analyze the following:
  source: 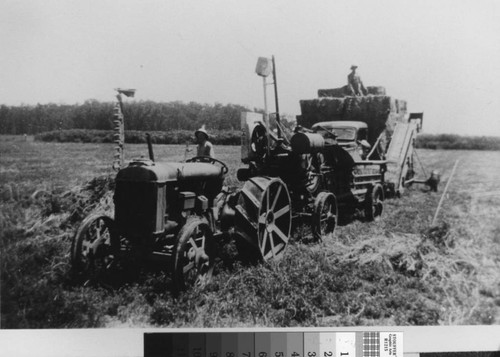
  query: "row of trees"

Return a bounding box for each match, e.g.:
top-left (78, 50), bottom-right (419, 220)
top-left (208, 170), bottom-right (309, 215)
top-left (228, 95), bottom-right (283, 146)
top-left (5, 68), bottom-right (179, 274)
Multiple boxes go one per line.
top-left (35, 129), bottom-right (500, 151)
top-left (0, 100), bottom-right (256, 135)
top-left (415, 134), bottom-right (500, 151)
top-left (35, 129), bottom-right (242, 145)
top-left (2, 100), bottom-right (499, 150)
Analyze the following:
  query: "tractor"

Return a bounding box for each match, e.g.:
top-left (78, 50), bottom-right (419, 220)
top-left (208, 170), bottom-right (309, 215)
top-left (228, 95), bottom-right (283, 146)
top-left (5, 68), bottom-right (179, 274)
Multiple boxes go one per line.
top-left (229, 57), bottom-right (387, 260)
top-left (71, 154), bottom-right (229, 293)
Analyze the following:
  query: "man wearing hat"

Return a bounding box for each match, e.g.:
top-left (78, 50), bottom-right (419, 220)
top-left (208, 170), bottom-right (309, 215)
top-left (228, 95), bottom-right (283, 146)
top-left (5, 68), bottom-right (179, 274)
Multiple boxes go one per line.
top-left (347, 65), bottom-right (367, 96)
top-left (195, 125), bottom-right (215, 158)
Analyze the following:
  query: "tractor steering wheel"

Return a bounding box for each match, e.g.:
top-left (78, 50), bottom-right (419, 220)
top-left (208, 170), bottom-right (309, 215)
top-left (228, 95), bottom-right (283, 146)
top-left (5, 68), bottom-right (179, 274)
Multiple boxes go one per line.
top-left (186, 156), bottom-right (229, 175)
top-left (251, 123), bottom-right (268, 156)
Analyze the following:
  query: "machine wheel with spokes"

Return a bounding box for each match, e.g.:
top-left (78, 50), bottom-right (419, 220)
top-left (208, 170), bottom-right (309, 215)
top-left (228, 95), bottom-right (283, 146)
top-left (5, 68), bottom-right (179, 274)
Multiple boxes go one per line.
top-left (364, 184), bottom-right (384, 222)
top-left (173, 216), bottom-right (216, 293)
top-left (311, 191), bottom-right (337, 241)
top-left (234, 176), bottom-right (292, 262)
top-left (71, 214), bottom-right (120, 285)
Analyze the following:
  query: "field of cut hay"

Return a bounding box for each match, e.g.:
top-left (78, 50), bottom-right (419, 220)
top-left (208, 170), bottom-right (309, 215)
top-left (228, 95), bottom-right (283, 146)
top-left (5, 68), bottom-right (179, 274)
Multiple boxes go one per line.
top-left (1, 135), bottom-right (499, 328)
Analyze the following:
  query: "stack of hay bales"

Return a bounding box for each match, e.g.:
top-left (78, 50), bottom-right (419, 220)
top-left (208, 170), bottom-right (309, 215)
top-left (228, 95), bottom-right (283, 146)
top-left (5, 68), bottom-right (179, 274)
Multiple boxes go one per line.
top-left (297, 86), bottom-right (407, 147)
top-left (317, 86), bottom-right (386, 97)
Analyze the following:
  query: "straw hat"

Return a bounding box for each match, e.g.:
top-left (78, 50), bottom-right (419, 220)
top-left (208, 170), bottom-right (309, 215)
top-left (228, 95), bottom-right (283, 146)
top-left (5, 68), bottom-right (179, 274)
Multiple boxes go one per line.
top-left (195, 125), bottom-right (209, 139)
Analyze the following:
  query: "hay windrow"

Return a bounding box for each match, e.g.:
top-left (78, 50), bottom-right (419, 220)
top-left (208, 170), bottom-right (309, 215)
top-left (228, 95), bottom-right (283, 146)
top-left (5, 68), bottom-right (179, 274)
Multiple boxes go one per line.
top-left (321, 222), bottom-right (497, 324)
top-left (1, 175), bottom-right (118, 327)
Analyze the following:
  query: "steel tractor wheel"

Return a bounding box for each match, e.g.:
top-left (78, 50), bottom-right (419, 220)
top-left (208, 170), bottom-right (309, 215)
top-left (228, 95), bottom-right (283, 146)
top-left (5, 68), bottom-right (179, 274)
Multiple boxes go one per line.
top-left (71, 214), bottom-right (119, 284)
top-left (234, 177), bottom-right (292, 262)
top-left (312, 192), bottom-right (338, 241)
top-left (173, 217), bottom-right (216, 293)
top-left (364, 184), bottom-right (384, 222)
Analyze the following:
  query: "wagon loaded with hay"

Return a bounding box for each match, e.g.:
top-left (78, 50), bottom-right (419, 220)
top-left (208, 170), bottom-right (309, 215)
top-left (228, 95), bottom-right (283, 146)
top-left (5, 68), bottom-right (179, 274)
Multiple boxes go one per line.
top-left (298, 84), bottom-right (438, 196)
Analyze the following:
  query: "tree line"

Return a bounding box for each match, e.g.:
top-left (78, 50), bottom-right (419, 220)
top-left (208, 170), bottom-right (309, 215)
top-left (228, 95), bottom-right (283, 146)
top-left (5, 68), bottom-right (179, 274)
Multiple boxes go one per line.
top-left (34, 129), bottom-right (500, 151)
top-left (415, 134), bottom-right (500, 151)
top-left (0, 100), bottom-right (254, 135)
top-left (2, 100), bottom-right (499, 150)
top-left (34, 129), bottom-right (242, 145)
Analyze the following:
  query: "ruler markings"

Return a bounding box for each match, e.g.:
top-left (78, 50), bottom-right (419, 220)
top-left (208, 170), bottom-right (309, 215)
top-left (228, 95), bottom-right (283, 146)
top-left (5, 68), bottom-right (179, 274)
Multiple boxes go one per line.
top-left (319, 332), bottom-right (336, 357)
top-left (206, 332), bottom-right (222, 357)
top-left (270, 332), bottom-right (287, 357)
top-left (237, 332), bottom-right (255, 357)
top-left (172, 333), bottom-right (189, 357)
top-left (286, 332), bottom-right (303, 357)
top-left (336, 332), bottom-right (356, 357)
top-left (303, 332), bottom-right (320, 357)
top-left (189, 333), bottom-right (205, 357)
top-left (143, 331), bottom-right (403, 357)
top-left (255, 332), bottom-right (272, 357)
top-left (221, 333), bottom-right (238, 357)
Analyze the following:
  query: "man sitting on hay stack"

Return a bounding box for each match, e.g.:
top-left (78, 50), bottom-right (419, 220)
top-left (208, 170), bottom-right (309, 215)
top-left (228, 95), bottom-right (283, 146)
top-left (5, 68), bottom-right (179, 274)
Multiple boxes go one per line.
top-left (348, 65), bottom-right (368, 96)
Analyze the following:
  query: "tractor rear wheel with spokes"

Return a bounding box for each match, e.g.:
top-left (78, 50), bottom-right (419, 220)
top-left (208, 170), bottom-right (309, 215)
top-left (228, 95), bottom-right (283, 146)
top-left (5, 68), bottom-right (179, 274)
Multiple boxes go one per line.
top-left (234, 176), bottom-right (292, 262)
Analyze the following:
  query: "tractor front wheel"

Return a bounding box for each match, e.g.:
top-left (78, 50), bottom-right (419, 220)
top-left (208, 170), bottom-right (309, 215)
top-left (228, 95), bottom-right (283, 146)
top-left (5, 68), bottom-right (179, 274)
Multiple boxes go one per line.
top-left (71, 214), bottom-right (119, 285)
top-left (173, 217), bottom-right (215, 293)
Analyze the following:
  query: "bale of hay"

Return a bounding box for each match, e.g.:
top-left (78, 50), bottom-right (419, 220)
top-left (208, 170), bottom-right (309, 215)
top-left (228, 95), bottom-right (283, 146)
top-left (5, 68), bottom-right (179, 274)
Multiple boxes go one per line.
top-left (318, 86), bottom-right (350, 98)
top-left (366, 86), bottom-right (386, 95)
top-left (318, 86), bottom-right (386, 98)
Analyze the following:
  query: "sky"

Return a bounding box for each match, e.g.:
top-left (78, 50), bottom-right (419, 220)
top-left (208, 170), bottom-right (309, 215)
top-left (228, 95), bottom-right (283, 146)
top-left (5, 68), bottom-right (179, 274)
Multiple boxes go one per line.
top-left (1, 0), bottom-right (500, 136)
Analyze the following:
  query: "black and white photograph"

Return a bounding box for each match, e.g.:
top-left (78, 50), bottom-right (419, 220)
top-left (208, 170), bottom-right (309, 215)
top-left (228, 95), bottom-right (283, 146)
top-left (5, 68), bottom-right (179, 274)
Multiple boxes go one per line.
top-left (1, 0), bottom-right (500, 355)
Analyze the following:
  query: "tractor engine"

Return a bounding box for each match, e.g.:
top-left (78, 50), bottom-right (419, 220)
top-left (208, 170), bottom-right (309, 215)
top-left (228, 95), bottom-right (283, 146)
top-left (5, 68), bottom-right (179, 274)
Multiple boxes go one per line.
top-left (290, 132), bottom-right (325, 154)
top-left (114, 158), bottom-right (224, 241)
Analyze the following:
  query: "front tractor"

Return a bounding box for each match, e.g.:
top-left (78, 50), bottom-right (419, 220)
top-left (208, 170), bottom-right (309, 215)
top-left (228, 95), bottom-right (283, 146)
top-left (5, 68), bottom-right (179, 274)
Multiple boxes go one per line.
top-left (71, 155), bottom-right (229, 293)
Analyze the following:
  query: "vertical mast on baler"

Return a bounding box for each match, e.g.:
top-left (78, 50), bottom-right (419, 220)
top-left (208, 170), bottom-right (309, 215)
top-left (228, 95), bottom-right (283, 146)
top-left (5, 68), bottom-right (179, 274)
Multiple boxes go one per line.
top-left (255, 56), bottom-right (286, 157)
top-left (271, 56), bottom-right (282, 139)
top-left (255, 57), bottom-right (272, 158)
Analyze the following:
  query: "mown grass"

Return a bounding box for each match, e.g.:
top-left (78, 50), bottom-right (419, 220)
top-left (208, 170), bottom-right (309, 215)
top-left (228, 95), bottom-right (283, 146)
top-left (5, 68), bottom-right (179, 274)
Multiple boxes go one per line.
top-left (1, 136), bottom-right (499, 328)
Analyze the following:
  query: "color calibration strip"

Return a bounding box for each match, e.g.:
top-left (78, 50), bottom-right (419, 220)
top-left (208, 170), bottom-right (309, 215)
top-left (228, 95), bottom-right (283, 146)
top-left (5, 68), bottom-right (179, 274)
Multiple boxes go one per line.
top-left (144, 331), bottom-right (403, 357)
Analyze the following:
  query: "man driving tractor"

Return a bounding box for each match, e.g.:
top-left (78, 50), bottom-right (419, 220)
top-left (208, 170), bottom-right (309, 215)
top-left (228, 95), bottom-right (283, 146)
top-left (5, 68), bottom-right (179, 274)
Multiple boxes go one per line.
top-left (194, 125), bottom-right (215, 158)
